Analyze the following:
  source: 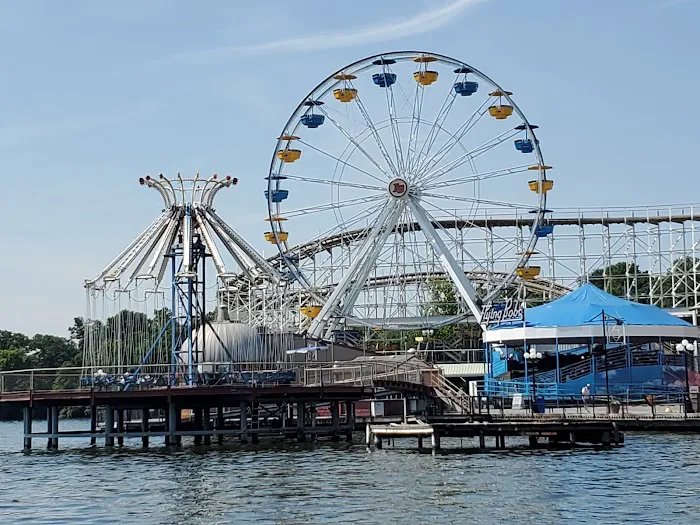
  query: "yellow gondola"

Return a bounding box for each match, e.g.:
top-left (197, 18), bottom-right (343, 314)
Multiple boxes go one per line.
top-left (301, 305), bottom-right (322, 318)
top-left (414, 71), bottom-right (438, 86)
top-left (516, 266), bottom-right (541, 280)
top-left (277, 149), bottom-right (301, 163)
top-left (488, 105), bottom-right (514, 119)
top-left (528, 180), bottom-right (554, 193)
top-left (264, 231), bottom-right (289, 243)
top-left (333, 88), bottom-right (357, 102)
top-left (488, 89), bottom-right (513, 97)
top-left (488, 89), bottom-right (514, 120)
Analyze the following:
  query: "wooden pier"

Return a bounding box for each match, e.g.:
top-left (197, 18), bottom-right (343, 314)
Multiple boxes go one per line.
top-left (366, 417), bottom-right (625, 451)
top-left (1, 384), bottom-right (372, 451)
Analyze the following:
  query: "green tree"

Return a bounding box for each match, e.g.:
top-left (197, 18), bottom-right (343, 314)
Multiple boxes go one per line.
top-left (68, 317), bottom-right (85, 350)
top-left (30, 334), bottom-right (79, 369)
top-left (655, 256), bottom-right (700, 308)
top-left (424, 277), bottom-right (459, 317)
top-left (0, 348), bottom-right (34, 371)
top-left (590, 261), bottom-right (650, 302)
top-left (0, 331), bottom-right (30, 351)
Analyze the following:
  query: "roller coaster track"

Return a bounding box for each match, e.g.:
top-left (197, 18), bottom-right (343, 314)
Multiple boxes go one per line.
top-left (267, 212), bottom-right (699, 265)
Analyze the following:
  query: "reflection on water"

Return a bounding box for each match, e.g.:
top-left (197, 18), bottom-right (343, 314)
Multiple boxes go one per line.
top-left (1, 419), bottom-right (699, 524)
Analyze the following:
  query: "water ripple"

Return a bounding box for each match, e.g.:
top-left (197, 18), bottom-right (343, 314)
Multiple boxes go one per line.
top-left (1, 421), bottom-right (699, 524)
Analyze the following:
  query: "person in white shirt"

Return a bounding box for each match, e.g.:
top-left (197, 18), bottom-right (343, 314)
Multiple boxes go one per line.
top-left (581, 383), bottom-right (591, 409)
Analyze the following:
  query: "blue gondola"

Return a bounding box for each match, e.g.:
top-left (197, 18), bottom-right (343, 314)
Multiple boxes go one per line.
top-left (453, 81), bottom-right (479, 96)
top-left (515, 139), bottom-right (534, 153)
top-left (530, 224), bottom-right (554, 238)
top-left (372, 72), bottom-right (397, 87)
top-left (264, 189), bottom-right (289, 203)
top-left (300, 114), bottom-right (325, 128)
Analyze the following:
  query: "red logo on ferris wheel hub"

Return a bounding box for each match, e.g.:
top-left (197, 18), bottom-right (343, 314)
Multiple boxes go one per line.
top-left (388, 178), bottom-right (408, 198)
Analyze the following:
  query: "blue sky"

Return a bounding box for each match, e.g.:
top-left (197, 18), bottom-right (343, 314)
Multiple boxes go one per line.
top-left (1, 0), bottom-right (699, 337)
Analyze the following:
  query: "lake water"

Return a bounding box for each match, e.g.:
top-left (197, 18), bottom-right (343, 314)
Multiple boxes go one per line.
top-left (0, 419), bottom-right (699, 524)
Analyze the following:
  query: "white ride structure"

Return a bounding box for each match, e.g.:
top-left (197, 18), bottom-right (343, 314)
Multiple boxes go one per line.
top-left (82, 174), bottom-right (290, 375)
top-left (265, 52), bottom-right (552, 339)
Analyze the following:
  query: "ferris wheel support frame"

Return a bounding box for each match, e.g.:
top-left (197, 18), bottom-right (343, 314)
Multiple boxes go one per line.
top-left (308, 199), bottom-right (403, 339)
top-left (408, 200), bottom-right (482, 322)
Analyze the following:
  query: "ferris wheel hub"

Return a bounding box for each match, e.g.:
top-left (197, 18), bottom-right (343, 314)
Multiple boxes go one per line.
top-left (388, 178), bottom-right (409, 198)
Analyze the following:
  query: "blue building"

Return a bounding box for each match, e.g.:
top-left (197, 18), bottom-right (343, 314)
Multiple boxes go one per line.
top-left (483, 284), bottom-right (698, 397)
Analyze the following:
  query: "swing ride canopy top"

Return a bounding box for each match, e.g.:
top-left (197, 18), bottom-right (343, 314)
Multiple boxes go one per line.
top-left (483, 284), bottom-right (698, 343)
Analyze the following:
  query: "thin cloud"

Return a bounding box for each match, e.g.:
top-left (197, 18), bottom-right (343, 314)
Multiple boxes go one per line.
top-left (169, 0), bottom-right (485, 63)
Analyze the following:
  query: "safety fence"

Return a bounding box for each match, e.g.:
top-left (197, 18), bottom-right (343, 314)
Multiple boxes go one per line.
top-left (475, 391), bottom-right (699, 419)
top-left (0, 360), bottom-right (434, 395)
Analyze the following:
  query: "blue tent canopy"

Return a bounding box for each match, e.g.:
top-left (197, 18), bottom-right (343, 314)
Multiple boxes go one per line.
top-left (491, 284), bottom-right (693, 330)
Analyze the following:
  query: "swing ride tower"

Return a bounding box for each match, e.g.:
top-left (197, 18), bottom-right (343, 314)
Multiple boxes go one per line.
top-left (82, 174), bottom-right (288, 381)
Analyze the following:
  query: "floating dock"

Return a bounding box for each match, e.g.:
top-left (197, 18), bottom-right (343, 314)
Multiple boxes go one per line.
top-left (367, 417), bottom-right (625, 451)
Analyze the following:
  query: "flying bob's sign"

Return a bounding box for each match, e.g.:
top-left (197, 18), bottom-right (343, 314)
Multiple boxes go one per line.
top-left (482, 298), bottom-right (524, 326)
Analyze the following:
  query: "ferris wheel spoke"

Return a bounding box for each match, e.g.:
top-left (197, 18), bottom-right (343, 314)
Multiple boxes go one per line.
top-left (406, 82), bottom-right (425, 177)
top-left (319, 204), bottom-right (385, 242)
top-left (315, 105), bottom-right (393, 179)
top-left (382, 75), bottom-right (406, 174)
top-left (421, 192), bottom-right (533, 210)
top-left (419, 197), bottom-right (531, 250)
top-left (283, 194), bottom-right (384, 219)
top-left (422, 165), bottom-right (532, 191)
top-left (418, 127), bottom-right (521, 187)
top-left (408, 200), bottom-right (482, 322)
top-left (350, 87), bottom-right (401, 177)
top-left (415, 100), bottom-right (493, 182)
top-left (409, 70), bottom-right (462, 177)
top-left (280, 173), bottom-right (384, 193)
top-left (297, 140), bottom-right (387, 185)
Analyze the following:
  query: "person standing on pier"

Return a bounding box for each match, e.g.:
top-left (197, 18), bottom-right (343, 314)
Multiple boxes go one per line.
top-left (581, 383), bottom-right (591, 410)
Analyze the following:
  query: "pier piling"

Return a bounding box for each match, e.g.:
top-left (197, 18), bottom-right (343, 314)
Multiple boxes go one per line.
top-left (203, 408), bottom-right (211, 446)
top-left (141, 408), bottom-right (149, 448)
top-left (194, 408), bottom-right (203, 446)
top-left (331, 401), bottom-right (340, 441)
top-left (251, 402), bottom-right (259, 445)
top-left (105, 406), bottom-right (114, 447)
top-left (345, 401), bottom-right (354, 443)
top-left (167, 403), bottom-right (176, 447)
top-left (51, 407), bottom-right (59, 449)
top-left (217, 406), bottom-right (224, 445)
top-left (431, 432), bottom-right (440, 451)
top-left (296, 401), bottom-right (306, 442)
top-left (116, 409), bottom-right (124, 446)
top-left (240, 401), bottom-right (249, 444)
top-left (90, 404), bottom-right (97, 446)
top-left (46, 408), bottom-right (52, 450)
top-left (23, 407), bottom-right (32, 452)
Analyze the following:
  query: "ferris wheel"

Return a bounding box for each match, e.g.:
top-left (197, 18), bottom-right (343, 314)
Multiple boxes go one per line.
top-left (265, 51), bottom-right (552, 339)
